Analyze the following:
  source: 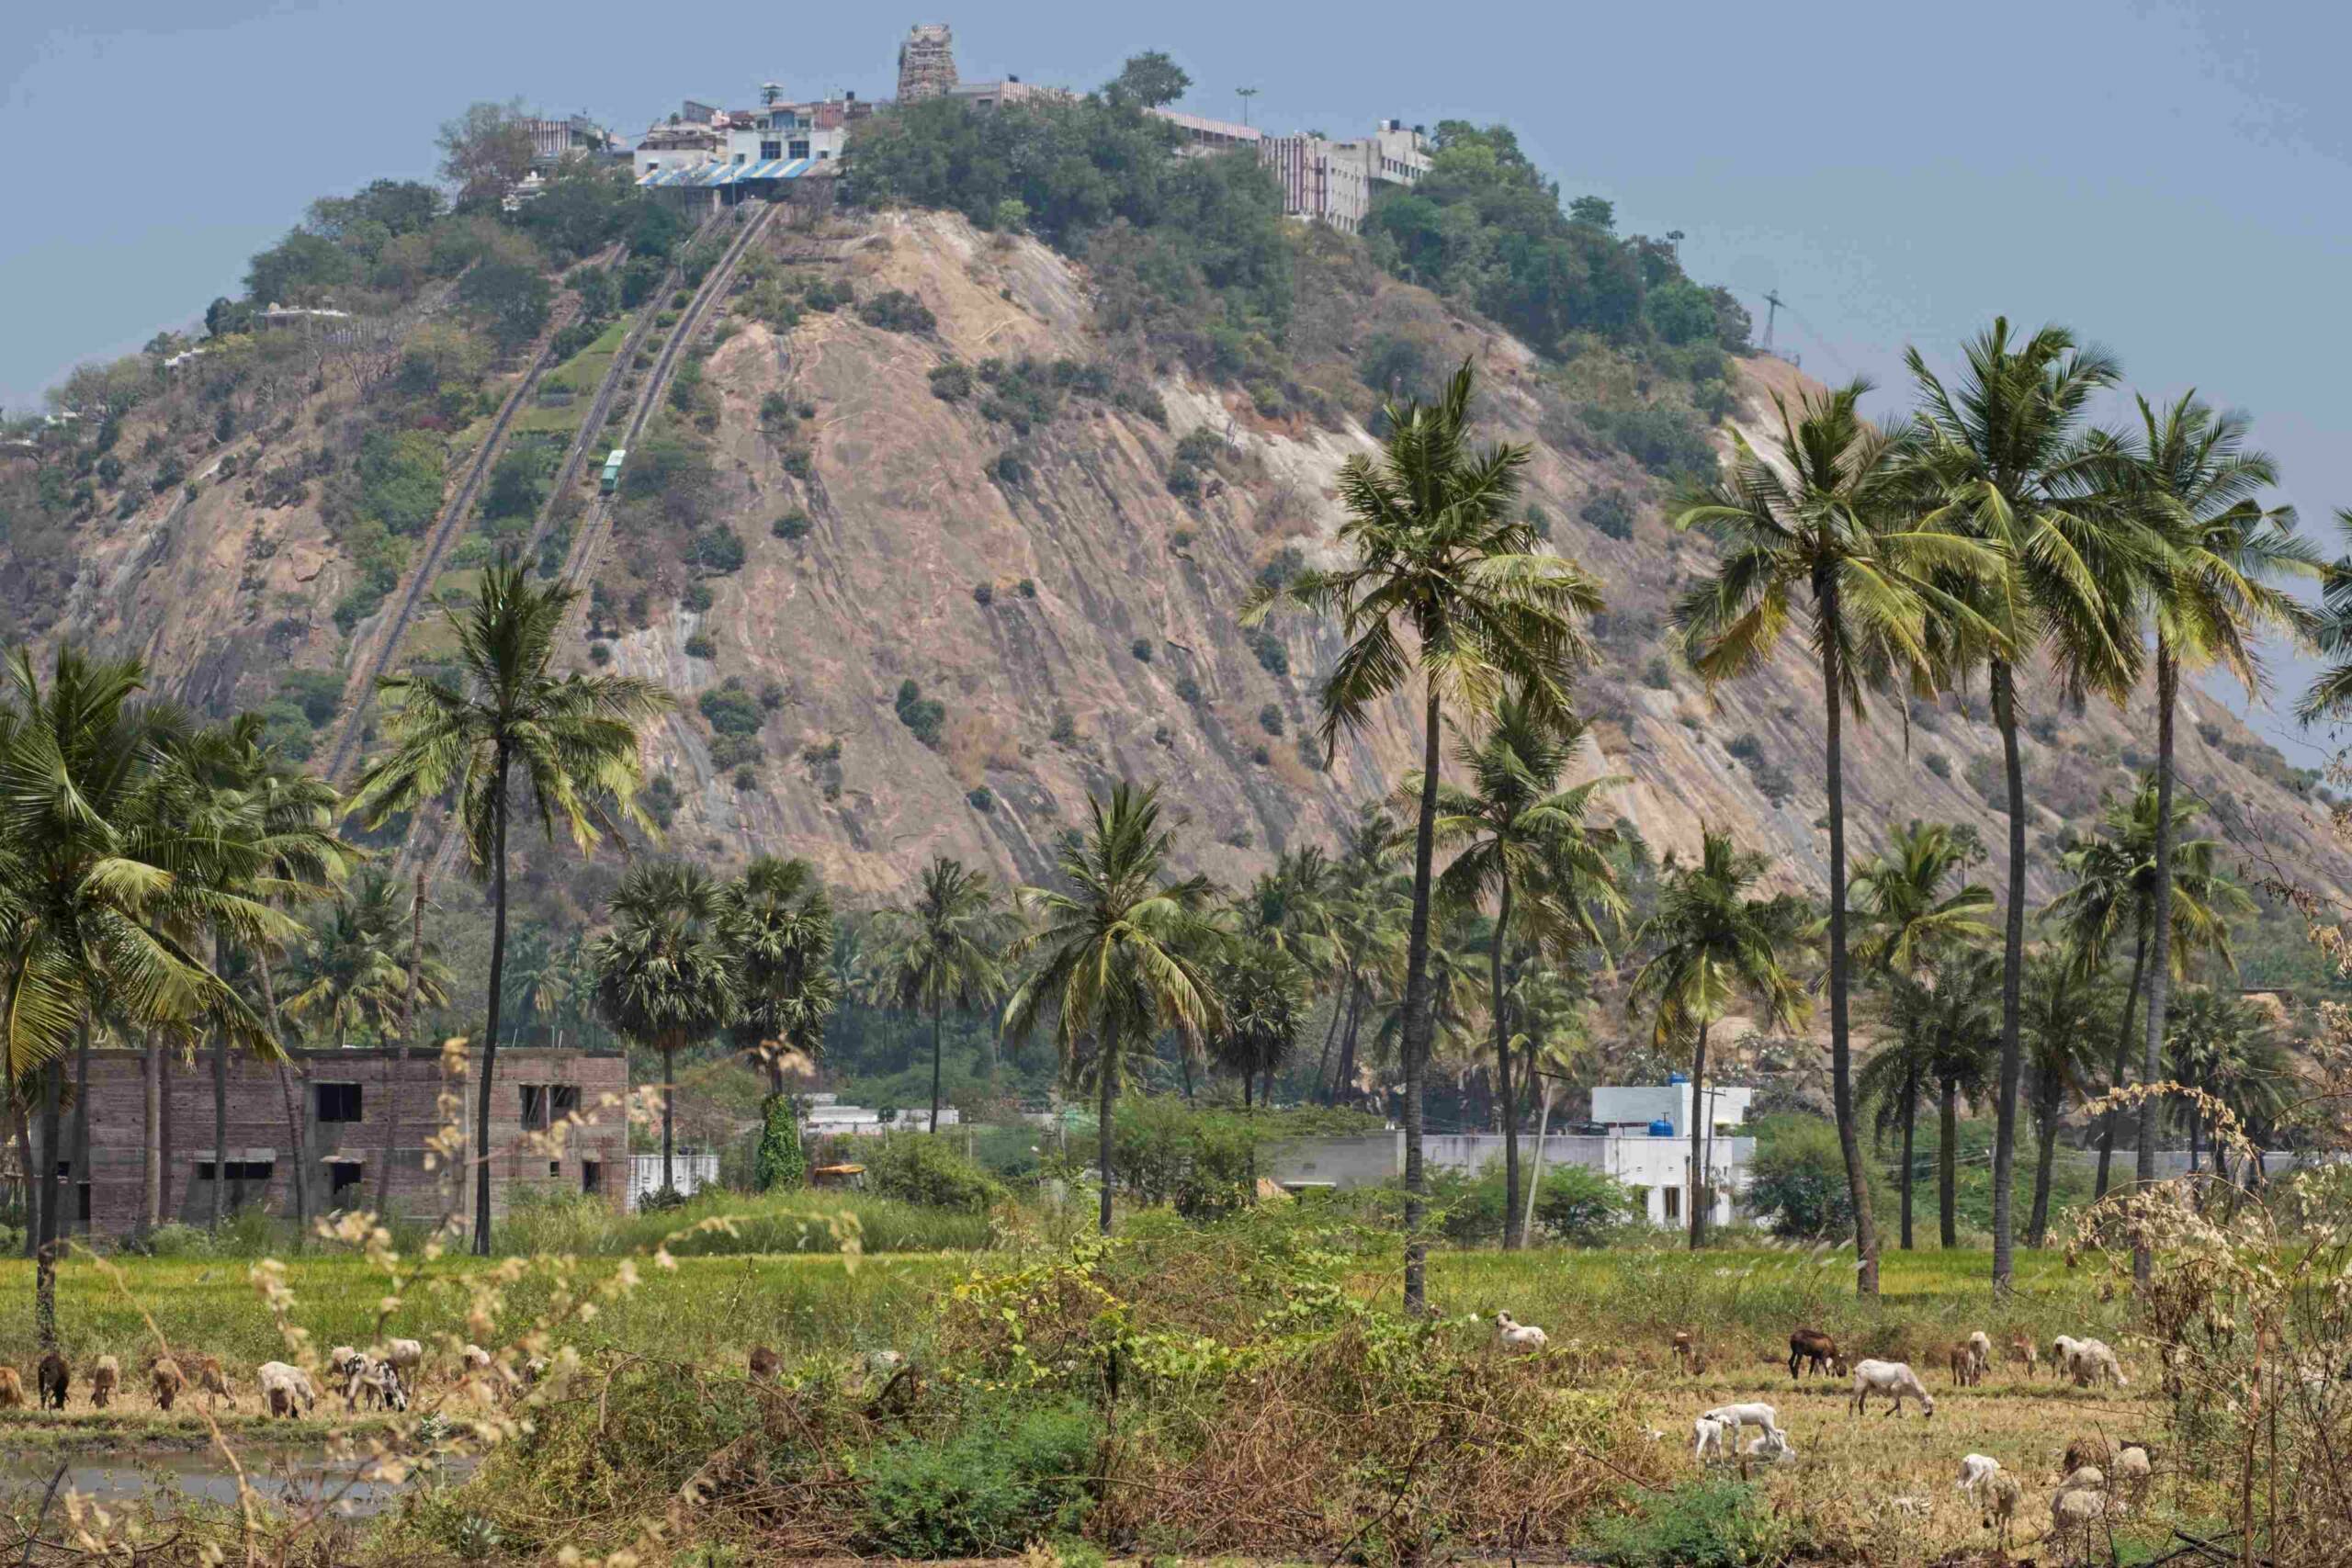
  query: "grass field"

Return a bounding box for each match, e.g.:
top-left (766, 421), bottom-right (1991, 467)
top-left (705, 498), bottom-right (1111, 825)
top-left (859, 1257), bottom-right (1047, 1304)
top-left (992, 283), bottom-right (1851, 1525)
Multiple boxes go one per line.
top-left (0, 1221), bottom-right (2204, 1562)
top-left (510, 313), bottom-right (636, 438)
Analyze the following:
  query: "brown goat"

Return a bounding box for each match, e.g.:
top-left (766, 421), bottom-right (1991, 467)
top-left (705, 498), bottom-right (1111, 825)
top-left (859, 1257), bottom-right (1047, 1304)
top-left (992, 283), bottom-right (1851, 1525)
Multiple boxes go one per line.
top-left (0, 1366), bottom-right (23, 1409)
top-left (37, 1350), bottom-right (69, 1409)
top-left (1946, 1342), bottom-right (1982, 1388)
top-left (2005, 1333), bottom-right (2038, 1376)
top-left (1671, 1329), bottom-right (1694, 1367)
top-left (150, 1358), bottom-right (184, 1411)
top-left (90, 1355), bottom-right (119, 1409)
top-left (190, 1353), bottom-right (232, 1410)
top-left (1789, 1327), bottom-right (1840, 1381)
top-left (749, 1346), bottom-right (780, 1382)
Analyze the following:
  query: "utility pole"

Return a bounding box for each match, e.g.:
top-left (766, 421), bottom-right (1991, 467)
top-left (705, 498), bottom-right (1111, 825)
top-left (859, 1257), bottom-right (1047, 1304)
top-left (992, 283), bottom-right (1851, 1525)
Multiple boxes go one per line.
top-left (1236, 86), bottom-right (1258, 127)
top-left (1761, 290), bottom-right (1784, 356)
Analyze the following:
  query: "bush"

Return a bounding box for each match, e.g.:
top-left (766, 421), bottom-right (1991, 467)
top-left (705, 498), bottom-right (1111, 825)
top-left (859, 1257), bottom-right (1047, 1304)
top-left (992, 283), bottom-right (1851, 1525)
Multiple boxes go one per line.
top-left (1532, 1162), bottom-right (1645, 1246)
top-left (753, 1093), bottom-right (805, 1190)
top-left (708, 733), bottom-right (763, 770)
top-left (1582, 1478), bottom-right (1785, 1567)
top-left (699, 683), bottom-right (763, 736)
top-left (1748, 1114), bottom-right (1856, 1241)
top-left (895, 679), bottom-right (946, 749)
top-left (1725, 732), bottom-right (1764, 766)
top-left (732, 764), bottom-right (757, 790)
top-left (1925, 752), bottom-right (1951, 781)
top-left (857, 288), bottom-right (937, 334)
top-left (683, 631), bottom-right (716, 660)
top-left (864, 1130), bottom-right (1006, 1213)
top-left (1174, 675), bottom-right (1204, 705)
top-left (928, 362), bottom-right (973, 401)
top-left (683, 581), bottom-right (715, 613)
top-left (1258, 703), bottom-right (1283, 736)
top-left (1641, 656), bottom-right (1673, 690)
top-left (1248, 629), bottom-right (1288, 678)
top-left (856, 1401), bottom-right (1097, 1556)
top-left (1580, 487), bottom-right (1635, 540)
top-left (690, 525), bottom-right (745, 574)
top-left (966, 786), bottom-right (995, 812)
top-left (1110, 1097), bottom-right (1263, 1220)
top-left (773, 511), bottom-right (811, 541)
top-left (1130, 637), bottom-right (1152, 662)
top-left (972, 581), bottom-right (994, 605)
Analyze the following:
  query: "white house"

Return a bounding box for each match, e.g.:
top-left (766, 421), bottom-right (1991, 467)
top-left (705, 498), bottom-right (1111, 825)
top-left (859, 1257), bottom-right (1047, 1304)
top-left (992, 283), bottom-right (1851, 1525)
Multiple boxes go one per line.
top-left (801, 1100), bottom-right (960, 1137)
top-left (1590, 1079), bottom-right (1754, 1137)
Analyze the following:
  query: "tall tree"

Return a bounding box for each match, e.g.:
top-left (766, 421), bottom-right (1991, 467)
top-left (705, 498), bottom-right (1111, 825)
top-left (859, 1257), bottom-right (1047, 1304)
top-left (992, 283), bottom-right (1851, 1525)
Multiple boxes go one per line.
top-left (348, 563), bottom-right (669, 1254)
top-left (2019, 953), bottom-right (2103, 1247)
top-left (874, 858), bottom-right (1013, 1133)
top-left (2106, 392), bottom-right (2313, 1280)
top-left (1909, 319), bottom-right (2150, 1293)
top-left (436, 100), bottom-right (536, 210)
top-left (2042, 778), bottom-right (2249, 1196)
top-left (1320, 808), bottom-right (1406, 1106)
top-left (1003, 784), bottom-right (1221, 1235)
top-left (592, 862), bottom-right (738, 1196)
top-left (1625, 831), bottom-right (1808, 1247)
top-left (2163, 987), bottom-right (2288, 1179)
top-left (1248, 359), bottom-right (1600, 1311)
top-left (1846, 820), bottom-right (1996, 978)
top-left (1209, 942), bottom-right (1306, 1108)
top-left (721, 856), bottom-right (839, 1093)
top-left (1676, 379), bottom-right (1984, 1290)
top-left (1419, 696), bottom-right (1621, 1246)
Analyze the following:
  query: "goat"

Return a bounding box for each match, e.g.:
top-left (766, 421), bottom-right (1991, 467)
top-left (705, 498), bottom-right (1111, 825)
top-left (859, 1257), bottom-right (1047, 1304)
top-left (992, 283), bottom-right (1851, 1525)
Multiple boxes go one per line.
top-left (1492, 1311), bottom-right (1548, 1353)
top-left (383, 1338), bottom-right (424, 1374)
top-left (1788, 1326), bottom-right (1840, 1381)
top-left (1742, 1429), bottom-right (1797, 1462)
top-left (149, 1359), bottom-right (183, 1411)
top-left (1670, 1329), bottom-right (1694, 1368)
top-left (2052, 1482), bottom-right (2108, 1546)
top-left (37, 1350), bottom-right (69, 1410)
top-left (344, 1355), bottom-right (407, 1414)
top-left (2067, 1338), bottom-right (2129, 1389)
top-left (2051, 1334), bottom-right (2085, 1377)
top-left (1702, 1401), bottom-right (1790, 1456)
top-left (2059, 1464), bottom-right (2107, 1494)
top-left (1966, 1330), bottom-right (1994, 1380)
top-left (1849, 1358), bottom-right (1936, 1417)
top-left (460, 1343), bottom-right (494, 1376)
top-left (1956, 1453), bottom-right (2003, 1494)
top-left (749, 1346), bottom-right (781, 1382)
top-left (0, 1366), bottom-right (23, 1409)
top-left (1946, 1340), bottom-right (1982, 1388)
top-left (1692, 1414), bottom-right (1729, 1464)
top-left (257, 1361), bottom-right (315, 1420)
top-left (190, 1353), bottom-right (232, 1411)
top-left (2113, 1445), bottom-right (2152, 1494)
top-left (1979, 1471), bottom-right (2023, 1551)
top-left (2006, 1332), bottom-right (2039, 1377)
top-left (90, 1354), bottom-right (118, 1410)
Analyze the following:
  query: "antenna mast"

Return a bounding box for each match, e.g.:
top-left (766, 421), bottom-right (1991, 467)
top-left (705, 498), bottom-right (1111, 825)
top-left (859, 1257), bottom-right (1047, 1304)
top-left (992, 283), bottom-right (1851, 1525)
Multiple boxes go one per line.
top-left (1761, 290), bottom-right (1784, 355)
top-left (1236, 86), bottom-right (1259, 127)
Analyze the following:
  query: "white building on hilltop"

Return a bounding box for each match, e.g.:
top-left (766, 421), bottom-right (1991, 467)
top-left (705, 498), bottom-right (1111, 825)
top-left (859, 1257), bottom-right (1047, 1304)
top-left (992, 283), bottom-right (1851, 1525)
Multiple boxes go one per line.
top-left (1150, 111), bottom-right (1431, 234)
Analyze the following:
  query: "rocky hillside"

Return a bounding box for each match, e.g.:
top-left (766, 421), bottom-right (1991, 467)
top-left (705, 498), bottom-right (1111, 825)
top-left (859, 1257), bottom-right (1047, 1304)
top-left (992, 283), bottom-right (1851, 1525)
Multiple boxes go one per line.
top-left (30, 207), bottom-right (2348, 904)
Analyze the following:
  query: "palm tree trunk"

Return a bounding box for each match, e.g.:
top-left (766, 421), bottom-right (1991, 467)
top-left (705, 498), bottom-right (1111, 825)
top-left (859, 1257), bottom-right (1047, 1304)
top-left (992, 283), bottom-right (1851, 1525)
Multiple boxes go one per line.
top-left (2187, 1104), bottom-right (2200, 1174)
top-left (72, 1026), bottom-right (90, 1239)
top-left (2028, 1065), bottom-right (2062, 1248)
top-left (1491, 873), bottom-right (1521, 1249)
top-left (1397, 686), bottom-right (1443, 1314)
top-left (379, 864), bottom-right (425, 1220)
top-left (474, 748), bottom-right (513, 1257)
top-left (258, 956), bottom-right (309, 1246)
top-left (35, 1057), bottom-right (62, 1348)
top-left (1314, 980), bottom-right (1346, 1100)
top-left (929, 992), bottom-right (944, 1134)
top-left (1820, 588), bottom-right (1879, 1294)
top-left (2135, 643), bottom-right (2177, 1288)
top-left (661, 1043), bottom-right (675, 1194)
top-left (142, 1042), bottom-right (162, 1231)
top-left (1987, 660), bottom-right (2028, 1294)
top-left (2096, 931), bottom-right (2147, 1200)
top-left (211, 1023), bottom-right (228, 1227)
top-left (1334, 980), bottom-right (1364, 1107)
top-left (14, 1108), bottom-right (36, 1258)
top-left (1522, 1077), bottom-right (1557, 1241)
top-left (1939, 1074), bottom-right (1959, 1248)
top-left (1688, 1020), bottom-right (1710, 1249)
top-left (1899, 1063), bottom-right (1917, 1250)
top-left (1097, 1024), bottom-right (1117, 1235)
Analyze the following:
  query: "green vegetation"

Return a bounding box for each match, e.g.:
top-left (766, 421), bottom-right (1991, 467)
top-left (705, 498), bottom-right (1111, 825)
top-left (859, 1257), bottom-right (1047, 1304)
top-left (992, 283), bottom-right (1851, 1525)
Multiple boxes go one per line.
top-left (893, 678), bottom-right (946, 749)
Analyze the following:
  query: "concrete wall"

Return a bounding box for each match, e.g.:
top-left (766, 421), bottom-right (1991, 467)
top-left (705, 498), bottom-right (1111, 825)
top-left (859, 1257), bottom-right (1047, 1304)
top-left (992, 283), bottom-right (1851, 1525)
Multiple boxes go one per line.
top-left (1263, 1130), bottom-right (1755, 1229)
top-left (32, 1046), bottom-right (630, 1237)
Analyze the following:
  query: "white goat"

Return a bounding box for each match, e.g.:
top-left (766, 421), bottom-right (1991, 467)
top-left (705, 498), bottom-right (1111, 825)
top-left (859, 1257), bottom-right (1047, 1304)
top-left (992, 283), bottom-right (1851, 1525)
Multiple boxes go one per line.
top-left (383, 1337), bottom-right (424, 1373)
top-left (1966, 1331), bottom-right (1995, 1381)
top-left (257, 1361), bottom-right (315, 1419)
top-left (1492, 1312), bottom-right (1548, 1353)
top-left (1849, 1358), bottom-right (1936, 1417)
top-left (1742, 1429), bottom-right (1797, 1463)
top-left (2051, 1334), bottom-right (2085, 1376)
top-left (1979, 1471), bottom-right (2023, 1551)
top-left (1956, 1453), bottom-right (2003, 1494)
top-left (1701, 1401), bottom-right (1789, 1453)
top-left (2113, 1445), bottom-right (2152, 1492)
top-left (1692, 1415), bottom-right (1729, 1464)
top-left (2067, 1338), bottom-right (2129, 1389)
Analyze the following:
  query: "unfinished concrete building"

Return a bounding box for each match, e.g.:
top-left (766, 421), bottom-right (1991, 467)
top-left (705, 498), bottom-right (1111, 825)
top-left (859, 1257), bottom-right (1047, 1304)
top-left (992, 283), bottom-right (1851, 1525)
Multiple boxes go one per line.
top-left (28, 1045), bottom-right (631, 1238)
top-left (896, 24), bottom-right (958, 103)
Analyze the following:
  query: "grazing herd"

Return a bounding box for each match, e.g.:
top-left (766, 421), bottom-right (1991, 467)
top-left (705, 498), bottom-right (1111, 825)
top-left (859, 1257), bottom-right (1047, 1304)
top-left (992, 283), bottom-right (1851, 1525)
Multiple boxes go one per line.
top-left (0, 1340), bottom-right (525, 1419)
top-left (1484, 1310), bottom-right (2151, 1556)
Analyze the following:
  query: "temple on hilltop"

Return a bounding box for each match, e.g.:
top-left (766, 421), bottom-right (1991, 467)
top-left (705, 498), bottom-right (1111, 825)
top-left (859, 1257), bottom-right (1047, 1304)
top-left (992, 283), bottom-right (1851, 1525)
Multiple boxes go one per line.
top-left (897, 23), bottom-right (957, 102)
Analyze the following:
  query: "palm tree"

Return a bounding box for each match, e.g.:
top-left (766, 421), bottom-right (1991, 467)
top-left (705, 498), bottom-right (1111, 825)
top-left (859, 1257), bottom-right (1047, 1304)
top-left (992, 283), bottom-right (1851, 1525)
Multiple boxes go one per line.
top-left (0, 649), bottom-right (281, 1340)
top-left (1209, 942), bottom-right (1306, 1108)
top-left (721, 855), bottom-right (839, 1093)
top-left (1510, 964), bottom-right (1596, 1239)
top-left (1675, 378), bottom-right (1989, 1292)
top-left (1847, 821), bottom-right (1996, 977)
top-left (875, 857), bottom-right (1012, 1133)
top-left (2297, 510), bottom-right (2352, 725)
top-left (2042, 778), bottom-right (2250, 1196)
top-left (1909, 319), bottom-right (2153, 1293)
top-left (347, 563), bottom-right (669, 1254)
top-left (284, 872), bottom-right (417, 1048)
top-left (1625, 831), bottom-right (1808, 1248)
top-left (2107, 394), bottom-right (2313, 1275)
top-left (1857, 996), bottom-right (1936, 1251)
top-left (592, 862), bottom-right (738, 1196)
top-left (1319, 808), bottom-right (1406, 1106)
top-left (2164, 987), bottom-right (2287, 1179)
top-left (1248, 359), bottom-right (1600, 1312)
top-left (1418, 696), bottom-right (1621, 1247)
top-left (1003, 784), bottom-right (1221, 1235)
top-left (2019, 953), bottom-right (2104, 1247)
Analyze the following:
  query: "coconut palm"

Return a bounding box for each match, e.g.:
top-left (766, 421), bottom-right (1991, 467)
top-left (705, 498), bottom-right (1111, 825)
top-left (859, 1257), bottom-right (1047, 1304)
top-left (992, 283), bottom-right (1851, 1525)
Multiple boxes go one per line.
top-left (2105, 394), bottom-right (2314, 1268)
top-left (1512, 965), bottom-right (1596, 1239)
top-left (1417, 695), bottom-right (1622, 1247)
top-left (1625, 831), bottom-right (1809, 1248)
top-left (1846, 820), bottom-right (1996, 978)
top-left (2297, 510), bottom-right (2352, 726)
top-left (2018, 953), bottom-right (2104, 1247)
top-left (284, 871), bottom-right (419, 1048)
top-left (1675, 378), bottom-right (1993, 1291)
top-left (591, 862), bottom-right (738, 1197)
top-left (1908, 318), bottom-right (2155, 1292)
top-left (347, 562), bottom-right (670, 1254)
top-left (1857, 993), bottom-right (1938, 1251)
top-left (874, 857), bottom-right (1012, 1133)
top-left (721, 855), bottom-right (840, 1093)
top-left (1002, 784), bottom-right (1221, 1235)
top-left (2164, 987), bottom-right (2288, 1179)
top-left (1247, 358), bottom-right (1600, 1311)
top-left (0, 648), bottom-right (283, 1340)
top-left (2041, 778), bottom-right (2250, 1196)
top-left (1318, 807), bottom-right (1406, 1106)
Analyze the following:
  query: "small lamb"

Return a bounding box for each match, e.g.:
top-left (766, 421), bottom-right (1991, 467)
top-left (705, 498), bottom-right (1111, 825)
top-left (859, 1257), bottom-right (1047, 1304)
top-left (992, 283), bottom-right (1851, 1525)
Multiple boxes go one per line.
top-left (1701, 1402), bottom-right (1789, 1453)
top-left (2113, 1445), bottom-right (2152, 1492)
top-left (1692, 1414), bottom-right (1729, 1463)
top-left (1849, 1358), bottom-right (1936, 1417)
top-left (1492, 1311), bottom-right (1548, 1353)
top-left (1956, 1453), bottom-right (2003, 1494)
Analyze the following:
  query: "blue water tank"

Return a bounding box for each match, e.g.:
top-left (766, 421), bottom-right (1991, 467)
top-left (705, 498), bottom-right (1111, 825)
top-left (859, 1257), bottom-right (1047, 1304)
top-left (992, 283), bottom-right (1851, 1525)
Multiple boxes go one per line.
top-left (1648, 1117), bottom-right (1676, 1137)
top-left (1667, 1071), bottom-right (1689, 1085)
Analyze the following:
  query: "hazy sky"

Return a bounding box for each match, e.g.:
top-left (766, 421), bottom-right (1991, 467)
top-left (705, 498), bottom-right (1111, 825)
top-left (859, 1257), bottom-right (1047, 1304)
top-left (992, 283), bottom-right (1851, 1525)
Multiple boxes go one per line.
top-left (8, 0), bottom-right (2349, 758)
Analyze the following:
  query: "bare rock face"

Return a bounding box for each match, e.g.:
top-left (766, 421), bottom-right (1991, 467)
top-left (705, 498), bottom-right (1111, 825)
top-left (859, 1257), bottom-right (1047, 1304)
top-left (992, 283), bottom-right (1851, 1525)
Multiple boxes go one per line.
top-left (46, 209), bottom-right (2349, 905)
